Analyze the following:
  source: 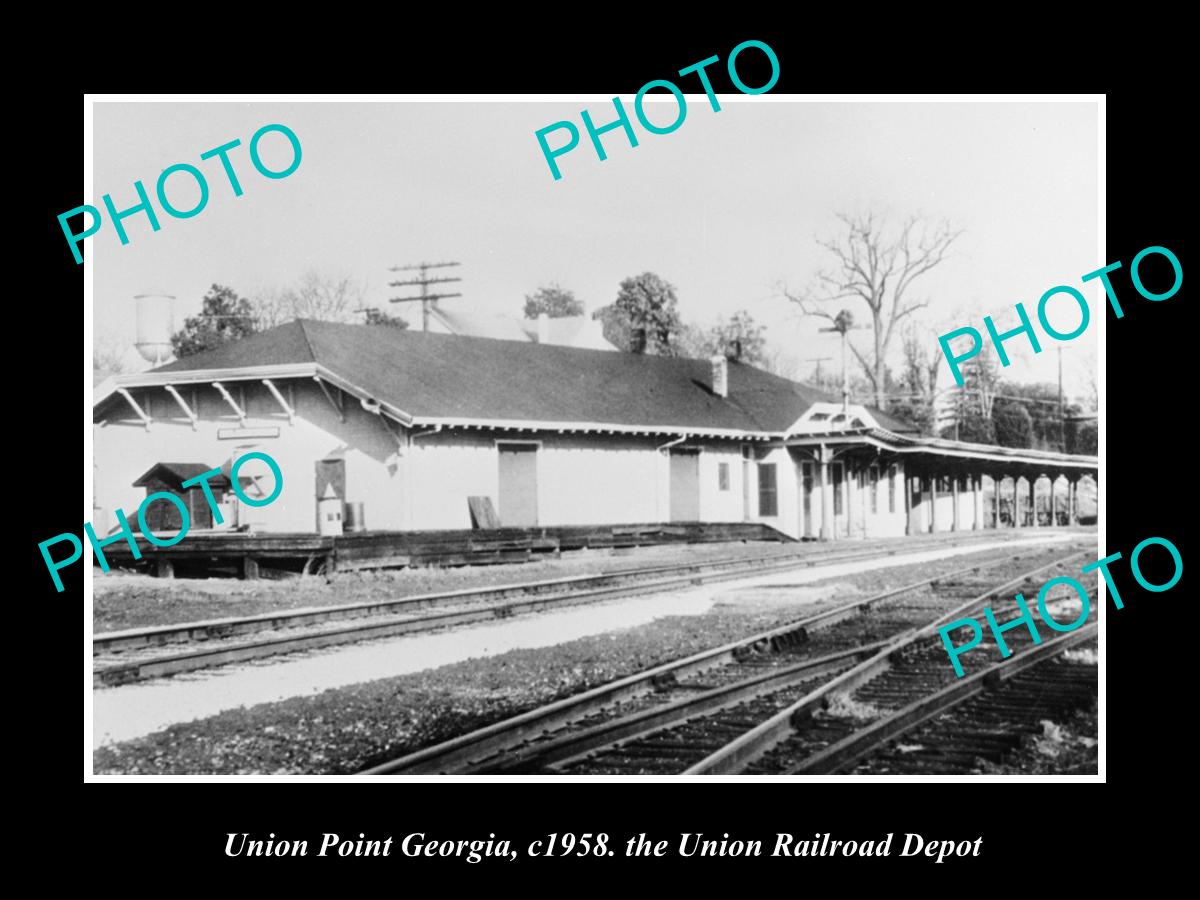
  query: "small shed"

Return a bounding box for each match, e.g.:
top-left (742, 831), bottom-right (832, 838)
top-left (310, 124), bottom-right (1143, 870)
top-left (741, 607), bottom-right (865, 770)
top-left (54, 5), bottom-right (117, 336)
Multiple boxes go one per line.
top-left (132, 463), bottom-right (231, 531)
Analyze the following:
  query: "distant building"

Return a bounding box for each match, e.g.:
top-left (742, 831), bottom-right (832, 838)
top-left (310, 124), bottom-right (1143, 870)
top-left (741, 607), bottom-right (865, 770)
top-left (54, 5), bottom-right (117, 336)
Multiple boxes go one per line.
top-left (93, 320), bottom-right (1096, 540)
top-left (427, 304), bottom-right (616, 351)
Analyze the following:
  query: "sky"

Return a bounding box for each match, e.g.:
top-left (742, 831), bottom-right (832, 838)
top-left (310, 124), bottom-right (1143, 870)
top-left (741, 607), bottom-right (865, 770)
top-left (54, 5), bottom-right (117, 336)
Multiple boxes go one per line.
top-left (91, 98), bottom-right (1099, 400)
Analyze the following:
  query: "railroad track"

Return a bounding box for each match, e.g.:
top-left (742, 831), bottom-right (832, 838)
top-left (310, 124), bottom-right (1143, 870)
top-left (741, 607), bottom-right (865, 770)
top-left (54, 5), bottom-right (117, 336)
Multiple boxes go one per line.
top-left (93, 532), bottom-right (1033, 688)
top-left (685, 554), bottom-right (1096, 776)
top-left (720, 623), bottom-right (1096, 775)
top-left (849, 649), bottom-right (1097, 774)
top-left (362, 544), bottom-right (1092, 775)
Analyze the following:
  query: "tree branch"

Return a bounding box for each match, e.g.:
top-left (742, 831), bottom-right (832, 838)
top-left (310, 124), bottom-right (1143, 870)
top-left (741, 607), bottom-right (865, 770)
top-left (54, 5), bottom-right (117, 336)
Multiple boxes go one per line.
top-left (846, 339), bottom-right (876, 389)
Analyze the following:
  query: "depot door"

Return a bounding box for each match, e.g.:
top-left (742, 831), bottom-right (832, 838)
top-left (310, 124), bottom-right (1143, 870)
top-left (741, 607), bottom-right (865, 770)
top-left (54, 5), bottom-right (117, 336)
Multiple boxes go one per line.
top-left (669, 449), bottom-right (700, 522)
top-left (498, 444), bottom-right (539, 526)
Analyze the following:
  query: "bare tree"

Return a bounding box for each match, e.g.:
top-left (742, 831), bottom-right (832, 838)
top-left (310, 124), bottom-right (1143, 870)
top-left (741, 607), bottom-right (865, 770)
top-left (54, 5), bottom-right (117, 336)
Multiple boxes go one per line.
top-left (93, 331), bottom-right (128, 379)
top-left (255, 271), bottom-right (367, 327)
top-left (1076, 346), bottom-right (1099, 412)
top-left (673, 310), bottom-right (769, 364)
top-left (782, 212), bottom-right (962, 407)
top-left (893, 323), bottom-right (944, 435)
top-left (762, 348), bottom-right (800, 380)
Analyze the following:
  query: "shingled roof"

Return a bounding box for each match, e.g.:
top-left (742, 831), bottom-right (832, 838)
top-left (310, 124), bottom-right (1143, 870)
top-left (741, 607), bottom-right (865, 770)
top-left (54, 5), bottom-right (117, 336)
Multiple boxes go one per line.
top-left (146, 320), bottom-right (918, 435)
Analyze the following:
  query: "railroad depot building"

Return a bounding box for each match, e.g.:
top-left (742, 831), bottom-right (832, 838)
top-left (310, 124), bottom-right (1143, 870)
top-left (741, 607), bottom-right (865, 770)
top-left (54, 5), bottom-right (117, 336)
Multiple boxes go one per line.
top-left (92, 320), bottom-right (1097, 543)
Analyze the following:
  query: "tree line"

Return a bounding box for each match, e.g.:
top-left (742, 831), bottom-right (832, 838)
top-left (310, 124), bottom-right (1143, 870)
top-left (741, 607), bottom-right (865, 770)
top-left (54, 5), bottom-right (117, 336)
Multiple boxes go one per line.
top-left (527, 278), bottom-right (768, 366)
top-left (163, 273), bottom-right (772, 369)
top-left (168, 274), bottom-right (407, 359)
top-left (105, 210), bottom-right (1096, 456)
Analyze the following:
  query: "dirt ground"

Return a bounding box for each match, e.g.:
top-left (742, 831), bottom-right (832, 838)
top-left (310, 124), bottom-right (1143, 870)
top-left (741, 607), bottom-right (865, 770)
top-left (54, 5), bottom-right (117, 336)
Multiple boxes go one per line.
top-left (93, 529), bottom-right (1088, 632)
top-left (92, 544), bottom-right (1080, 776)
top-left (93, 541), bottom-right (795, 631)
top-left (980, 700), bottom-right (1099, 775)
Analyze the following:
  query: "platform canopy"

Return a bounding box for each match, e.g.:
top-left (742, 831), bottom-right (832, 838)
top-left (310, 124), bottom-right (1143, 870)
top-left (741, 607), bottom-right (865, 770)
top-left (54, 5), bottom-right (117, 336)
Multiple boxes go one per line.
top-left (784, 424), bottom-right (1097, 479)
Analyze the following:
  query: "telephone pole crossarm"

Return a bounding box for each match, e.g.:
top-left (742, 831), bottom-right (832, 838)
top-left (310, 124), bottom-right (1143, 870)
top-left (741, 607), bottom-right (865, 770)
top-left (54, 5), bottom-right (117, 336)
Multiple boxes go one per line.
top-left (385, 260), bottom-right (463, 331)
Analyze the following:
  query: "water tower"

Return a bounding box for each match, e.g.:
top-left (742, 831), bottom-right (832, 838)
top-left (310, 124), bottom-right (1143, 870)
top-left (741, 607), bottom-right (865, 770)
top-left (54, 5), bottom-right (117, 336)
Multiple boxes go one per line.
top-left (134, 291), bottom-right (175, 366)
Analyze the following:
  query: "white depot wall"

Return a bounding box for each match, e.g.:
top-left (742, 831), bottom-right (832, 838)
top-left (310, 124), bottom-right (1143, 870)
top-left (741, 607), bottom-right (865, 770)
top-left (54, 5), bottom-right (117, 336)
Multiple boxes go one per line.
top-left (752, 445), bottom-right (799, 539)
top-left (101, 383), bottom-right (895, 538)
top-left (954, 483), bottom-right (975, 529)
top-left (907, 477), bottom-right (988, 535)
top-left (405, 433), bottom-right (736, 530)
top-left (302, 386), bottom-right (408, 531)
top-left (808, 460), bottom-right (908, 541)
top-left (930, 487), bottom-right (957, 532)
top-left (93, 381), bottom-right (406, 535)
top-left (908, 478), bottom-right (935, 535)
top-left (697, 442), bottom-right (747, 523)
top-left (538, 434), bottom-right (663, 526)
top-left (846, 467), bottom-right (866, 539)
top-left (861, 464), bottom-right (907, 538)
top-left (406, 429), bottom-right (666, 531)
top-left (405, 429), bottom-right (498, 530)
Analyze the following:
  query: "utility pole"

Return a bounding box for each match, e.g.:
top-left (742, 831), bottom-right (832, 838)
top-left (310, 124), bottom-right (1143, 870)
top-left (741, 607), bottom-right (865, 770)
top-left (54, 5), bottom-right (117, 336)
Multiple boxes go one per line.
top-left (804, 355), bottom-right (833, 385)
top-left (388, 261), bottom-right (463, 331)
top-left (819, 310), bottom-right (867, 415)
top-left (1057, 347), bottom-right (1066, 452)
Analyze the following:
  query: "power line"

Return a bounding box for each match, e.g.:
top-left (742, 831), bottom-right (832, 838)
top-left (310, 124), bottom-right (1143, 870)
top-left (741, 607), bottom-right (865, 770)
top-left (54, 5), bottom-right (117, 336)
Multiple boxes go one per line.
top-left (803, 355), bottom-right (833, 382)
top-left (874, 389), bottom-right (1087, 408)
top-left (388, 261), bottom-right (462, 331)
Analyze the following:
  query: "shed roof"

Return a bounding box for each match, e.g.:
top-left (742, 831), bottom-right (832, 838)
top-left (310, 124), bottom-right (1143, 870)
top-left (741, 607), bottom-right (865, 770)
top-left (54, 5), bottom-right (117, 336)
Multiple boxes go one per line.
top-left (132, 462), bottom-right (230, 489)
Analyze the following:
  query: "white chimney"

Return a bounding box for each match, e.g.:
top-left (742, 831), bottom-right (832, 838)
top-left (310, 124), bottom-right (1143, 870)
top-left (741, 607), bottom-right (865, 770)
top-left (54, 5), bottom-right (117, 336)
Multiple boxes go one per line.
top-left (711, 355), bottom-right (728, 398)
top-left (537, 312), bottom-right (550, 344)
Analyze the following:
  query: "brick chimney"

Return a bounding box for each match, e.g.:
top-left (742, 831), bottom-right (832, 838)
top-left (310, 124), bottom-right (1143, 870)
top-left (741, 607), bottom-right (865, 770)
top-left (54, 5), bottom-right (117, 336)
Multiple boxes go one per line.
top-left (630, 327), bottom-right (647, 354)
top-left (537, 312), bottom-right (550, 344)
top-left (711, 354), bottom-right (728, 397)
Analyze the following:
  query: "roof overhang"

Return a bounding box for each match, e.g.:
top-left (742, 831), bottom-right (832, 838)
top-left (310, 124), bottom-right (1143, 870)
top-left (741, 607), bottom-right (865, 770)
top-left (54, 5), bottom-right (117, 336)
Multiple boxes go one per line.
top-left (95, 364), bottom-right (1097, 468)
top-left (783, 427), bottom-right (1098, 472)
top-left (94, 365), bottom-right (771, 440)
top-left (406, 415), bottom-right (772, 440)
top-left (94, 363), bottom-right (415, 428)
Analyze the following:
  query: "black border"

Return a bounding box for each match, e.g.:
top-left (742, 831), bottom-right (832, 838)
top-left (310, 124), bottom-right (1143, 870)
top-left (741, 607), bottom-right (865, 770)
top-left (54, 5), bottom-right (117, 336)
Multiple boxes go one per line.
top-left (31, 29), bottom-right (1186, 884)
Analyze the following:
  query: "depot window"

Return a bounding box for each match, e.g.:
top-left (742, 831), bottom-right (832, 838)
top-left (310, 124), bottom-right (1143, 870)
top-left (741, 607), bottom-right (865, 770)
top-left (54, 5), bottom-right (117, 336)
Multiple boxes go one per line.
top-left (757, 463), bottom-right (777, 517)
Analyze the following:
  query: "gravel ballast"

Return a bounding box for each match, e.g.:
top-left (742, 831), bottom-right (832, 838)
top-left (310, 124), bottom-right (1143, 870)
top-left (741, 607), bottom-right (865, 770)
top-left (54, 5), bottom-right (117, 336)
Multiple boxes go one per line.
top-left (93, 529), bottom-right (1091, 633)
top-left (92, 544), bottom-right (1087, 776)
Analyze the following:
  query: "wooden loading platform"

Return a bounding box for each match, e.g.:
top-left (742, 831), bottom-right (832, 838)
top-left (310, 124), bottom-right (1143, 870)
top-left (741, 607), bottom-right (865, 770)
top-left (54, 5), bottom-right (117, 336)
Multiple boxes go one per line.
top-left (98, 521), bottom-right (791, 579)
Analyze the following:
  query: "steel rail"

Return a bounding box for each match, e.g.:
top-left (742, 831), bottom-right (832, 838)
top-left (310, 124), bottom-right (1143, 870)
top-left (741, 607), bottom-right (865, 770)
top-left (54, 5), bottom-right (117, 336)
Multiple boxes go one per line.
top-left (480, 641), bottom-right (892, 775)
top-left (361, 549), bottom-right (1063, 775)
top-left (93, 533), bottom-right (1019, 655)
top-left (783, 621), bottom-right (1098, 774)
top-left (94, 537), bottom-right (1033, 687)
top-left (682, 550), bottom-right (1091, 774)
